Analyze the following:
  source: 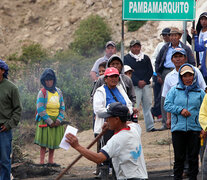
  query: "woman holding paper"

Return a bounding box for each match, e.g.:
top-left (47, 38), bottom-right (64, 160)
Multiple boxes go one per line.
top-left (34, 68), bottom-right (65, 167)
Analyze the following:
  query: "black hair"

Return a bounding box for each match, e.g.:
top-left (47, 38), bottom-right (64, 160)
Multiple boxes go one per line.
top-left (99, 61), bottom-right (107, 69)
top-left (118, 113), bottom-right (131, 122)
top-left (108, 58), bottom-right (123, 67)
top-left (119, 116), bottom-right (127, 122)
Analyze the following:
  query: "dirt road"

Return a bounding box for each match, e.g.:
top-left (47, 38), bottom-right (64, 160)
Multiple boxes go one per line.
top-left (19, 119), bottom-right (202, 179)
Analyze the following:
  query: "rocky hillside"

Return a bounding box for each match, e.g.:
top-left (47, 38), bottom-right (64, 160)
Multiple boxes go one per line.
top-left (0, 0), bottom-right (206, 59)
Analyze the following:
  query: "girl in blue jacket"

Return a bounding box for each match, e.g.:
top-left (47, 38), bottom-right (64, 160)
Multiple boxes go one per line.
top-left (164, 64), bottom-right (205, 180)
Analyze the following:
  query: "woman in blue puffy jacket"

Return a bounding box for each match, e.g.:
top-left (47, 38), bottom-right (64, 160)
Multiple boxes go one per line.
top-left (164, 63), bottom-right (205, 180)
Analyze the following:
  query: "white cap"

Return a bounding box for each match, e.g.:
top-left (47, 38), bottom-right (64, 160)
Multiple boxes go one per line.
top-left (124, 65), bottom-right (134, 73)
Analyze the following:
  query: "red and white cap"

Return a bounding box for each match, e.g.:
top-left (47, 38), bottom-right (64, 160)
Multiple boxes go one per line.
top-left (104, 67), bottom-right (119, 77)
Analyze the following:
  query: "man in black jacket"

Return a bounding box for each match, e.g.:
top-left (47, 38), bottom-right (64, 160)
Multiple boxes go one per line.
top-left (124, 40), bottom-right (157, 132)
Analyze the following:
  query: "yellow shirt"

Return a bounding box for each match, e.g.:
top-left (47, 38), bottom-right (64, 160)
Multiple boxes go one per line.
top-left (199, 94), bottom-right (207, 131)
top-left (46, 91), bottom-right (60, 116)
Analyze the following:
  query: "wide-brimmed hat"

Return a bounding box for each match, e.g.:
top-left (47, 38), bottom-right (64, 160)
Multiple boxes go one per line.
top-left (170, 27), bottom-right (182, 35)
top-left (180, 65), bottom-right (194, 76)
top-left (98, 102), bottom-right (129, 119)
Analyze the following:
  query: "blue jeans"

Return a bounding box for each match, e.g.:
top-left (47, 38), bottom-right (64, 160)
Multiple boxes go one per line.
top-left (0, 130), bottom-right (12, 180)
top-left (134, 85), bottom-right (154, 131)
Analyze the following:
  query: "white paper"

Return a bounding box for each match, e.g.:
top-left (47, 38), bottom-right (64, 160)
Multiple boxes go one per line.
top-left (59, 125), bottom-right (78, 150)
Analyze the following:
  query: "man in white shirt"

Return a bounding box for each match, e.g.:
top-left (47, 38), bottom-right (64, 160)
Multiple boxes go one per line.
top-left (162, 47), bottom-right (206, 129)
top-left (66, 102), bottom-right (148, 180)
top-left (90, 41), bottom-right (116, 81)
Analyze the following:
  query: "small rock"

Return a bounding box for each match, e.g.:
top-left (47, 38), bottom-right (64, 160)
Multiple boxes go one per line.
top-left (44, 31), bottom-right (53, 37)
top-left (85, 0), bottom-right (95, 6)
top-left (69, 16), bottom-right (79, 24)
top-left (24, 34), bottom-right (30, 38)
top-left (56, 26), bottom-right (61, 31)
top-left (63, 21), bottom-right (69, 28)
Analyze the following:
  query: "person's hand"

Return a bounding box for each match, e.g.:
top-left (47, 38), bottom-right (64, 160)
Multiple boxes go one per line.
top-left (200, 130), bottom-right (207, 139)
top-left (65, 133), bottom-right (79, 149)
top-left (102, 122), bottom-right (109, 133)
top-left (157, 76), bottom-right (163, 85)
top-left (50, 122), bottom-right (56, 128)
top-left (0, 125), bottom-right (7, 132)
top-left (55, 120), bottom-right (61, 127)
top-left (181, 109), bottom-right (191, 117)
top-left (183, 29), bottom-right (189, 35)
top-left (133, 107), bottom-right (139, 114)
top-left (138, 80), bottom-right (146, 88)
top-left (166, 119), bottom-right (171, 129)
top-left (191, 28), bottom-right (197, 35)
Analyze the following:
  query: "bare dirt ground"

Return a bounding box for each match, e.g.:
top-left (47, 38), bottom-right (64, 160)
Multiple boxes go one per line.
top-left (20, 119), bottom-right (177, 180)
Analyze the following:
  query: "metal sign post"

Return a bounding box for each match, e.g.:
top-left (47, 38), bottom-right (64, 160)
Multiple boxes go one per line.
top-left (182, 21), bottom-right (187, 45)
top-left (121, 20), bottom-right (125, 61)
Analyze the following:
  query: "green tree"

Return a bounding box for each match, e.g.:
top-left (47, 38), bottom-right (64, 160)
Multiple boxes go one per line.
top-left (70, 15), bottom-right (112, 57)
top-left (126, 21), bottom-right (147, 32)
top-left (19, 43), bottom-right (48, 63)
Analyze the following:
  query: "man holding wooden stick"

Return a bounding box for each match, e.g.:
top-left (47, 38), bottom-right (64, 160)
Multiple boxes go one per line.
top-left (65, 102), bottom-right (148, 180)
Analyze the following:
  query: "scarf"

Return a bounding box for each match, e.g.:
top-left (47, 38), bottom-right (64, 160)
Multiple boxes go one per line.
top-left (40, 68), bottom-right (57, 93)
top-left (0, 59), bottom-right (9, 78)
top-left (129, 51), bottom-right (144, 62)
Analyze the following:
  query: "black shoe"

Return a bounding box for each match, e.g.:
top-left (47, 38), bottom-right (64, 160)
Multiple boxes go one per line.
top-left (158, 126), bottom-right (168, 131)
top-left (47, 163), bottom-right (61, 167)
top-left (148, 128), bottom-right (158, 132)
top-left (35, 163), bottom-right (48, 167)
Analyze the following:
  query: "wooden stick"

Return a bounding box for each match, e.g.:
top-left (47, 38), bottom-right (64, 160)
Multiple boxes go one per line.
top-left (55, 130), bottom-right (106, 180)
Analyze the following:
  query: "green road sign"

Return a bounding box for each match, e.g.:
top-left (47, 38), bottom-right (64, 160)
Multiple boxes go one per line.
top-left (122, 0), bottom-right (196, 21)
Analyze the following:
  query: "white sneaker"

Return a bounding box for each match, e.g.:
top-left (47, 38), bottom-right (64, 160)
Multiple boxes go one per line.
top-left (109, 168), bottom-right (112, 175)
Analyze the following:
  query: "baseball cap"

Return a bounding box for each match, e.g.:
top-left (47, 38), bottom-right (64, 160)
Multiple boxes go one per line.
top-left (160, 28), bottom-right (171, 35)
top-left (124, 65), bottom-right (134, 73)
top-left (104, 67), bottom-right (119, 77)
top-left (170, 27), bottom-right (182, 35)
top-left (98, 102), bottom-right (129, 119)
top-left (171, 48), bottom-right (186, 58)
top-left (199, 12), bottom-right (207, 19)
top-left (105, 41), bottom-right (116, 48)
top-left (180, 65), bottom-right (194, 76)
top-left (130, 40), bottom-right (141, 47)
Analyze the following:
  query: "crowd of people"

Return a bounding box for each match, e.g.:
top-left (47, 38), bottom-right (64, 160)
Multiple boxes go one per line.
top-left (0, 11), bottom-right (207, 180)
top-left (84, 11), bottom-right (207, 180)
